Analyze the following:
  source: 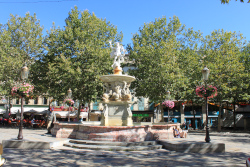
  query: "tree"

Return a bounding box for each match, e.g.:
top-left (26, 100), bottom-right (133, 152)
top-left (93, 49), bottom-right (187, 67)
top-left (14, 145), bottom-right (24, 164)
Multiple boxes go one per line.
top-left (200, 29), bottom-right (247, 130)
top-left (241, 43), bottom-right (250, 100)
top-left (221, 0), bottom-right (250, 3)
top-left (128, 16), bottom-right (202, 122)
top-left (0, 12), bottom-right (44, 103)
top-left (34, 7), bottom-right (122, 120)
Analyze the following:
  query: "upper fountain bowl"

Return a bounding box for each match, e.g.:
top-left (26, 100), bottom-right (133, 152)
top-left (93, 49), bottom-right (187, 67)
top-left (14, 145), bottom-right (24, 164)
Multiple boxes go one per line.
top-left (100, 74), bottom-right (136, 83)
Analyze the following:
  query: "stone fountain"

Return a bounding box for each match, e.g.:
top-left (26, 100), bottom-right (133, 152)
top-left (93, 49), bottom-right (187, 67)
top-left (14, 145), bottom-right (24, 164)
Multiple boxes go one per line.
top-left (100, 41), bottom-right (135, 126)
top-left (51, 41), bottom-right (180, 142)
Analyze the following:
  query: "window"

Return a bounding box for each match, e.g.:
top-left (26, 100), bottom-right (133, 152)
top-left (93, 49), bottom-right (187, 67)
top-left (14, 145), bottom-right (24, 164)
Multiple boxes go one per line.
top-left (34, 98), bottom-right (38, 104)
top-left (25, 99), bottom-right (29, 104)
top-left (16, 98), bottom-right (19, 104)
top-left (43, 97), bottom-right (47, 105)
top-left (93, 102), bottom-right (98, 110)
top-left (138, 98), bottom-right (144, 111)
top-left (131, 97), bottom-right (134, 110)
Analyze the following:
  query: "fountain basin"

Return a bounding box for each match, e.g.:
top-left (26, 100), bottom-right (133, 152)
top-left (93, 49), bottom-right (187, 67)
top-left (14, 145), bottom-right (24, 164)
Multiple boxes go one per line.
top-left (51, 122), bottom-right (180, 142)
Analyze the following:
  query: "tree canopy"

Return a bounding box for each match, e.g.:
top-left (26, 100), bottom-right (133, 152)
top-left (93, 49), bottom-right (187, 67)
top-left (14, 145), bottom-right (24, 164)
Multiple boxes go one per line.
top-left (0, 7), bottom-right (249, 126)
top-left (0, 13), bottom-right (44, 96)
top-left (128, 16), bottom-right (203, 104)
top-left (32, 7), bottom-right (122, 106)
top-left (201, 29), bottom-right (247, 104)
top-left (221, 0), bottom-right (250, 3)
top-left (127, 15), bottom-right (249, 124)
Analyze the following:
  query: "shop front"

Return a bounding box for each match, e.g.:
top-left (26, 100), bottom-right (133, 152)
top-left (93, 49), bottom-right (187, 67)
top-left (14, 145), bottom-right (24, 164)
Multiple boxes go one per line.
top-left (163, 110), bottom-right (219, 130)
top-left (132, 111), bottom-right (154, 123)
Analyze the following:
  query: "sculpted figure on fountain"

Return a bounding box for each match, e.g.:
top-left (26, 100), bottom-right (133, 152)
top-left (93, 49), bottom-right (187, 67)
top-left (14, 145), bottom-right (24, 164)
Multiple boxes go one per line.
top-left (109, 41), bottom-right (126, 71)
top-left (112, 83), bottom-right (122, 101)
top-left (102, 83), bottom-right (112, 102)
top-left (122, 81), bottom-right (132, 101)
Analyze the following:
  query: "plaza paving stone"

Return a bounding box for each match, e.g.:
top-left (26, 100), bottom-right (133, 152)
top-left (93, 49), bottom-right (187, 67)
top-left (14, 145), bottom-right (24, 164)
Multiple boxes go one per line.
top-left (0, 127), bottom-right (249, 166)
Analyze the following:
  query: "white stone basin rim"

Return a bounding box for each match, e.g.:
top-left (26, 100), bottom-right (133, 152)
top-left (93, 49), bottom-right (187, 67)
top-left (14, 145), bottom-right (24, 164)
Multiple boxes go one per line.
top-left (102, 101), bottom-right (134, 105)
top-left (100, 74), bottom-right (136, 83)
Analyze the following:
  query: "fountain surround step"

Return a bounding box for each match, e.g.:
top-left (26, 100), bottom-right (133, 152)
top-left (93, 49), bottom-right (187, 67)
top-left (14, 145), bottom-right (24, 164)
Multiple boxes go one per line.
top-left (63, 139), bottom-right (162, 151)
top-left (68, 139), bottom-right (157, 146)
top-left (63, 142), bottom-right (163, 151)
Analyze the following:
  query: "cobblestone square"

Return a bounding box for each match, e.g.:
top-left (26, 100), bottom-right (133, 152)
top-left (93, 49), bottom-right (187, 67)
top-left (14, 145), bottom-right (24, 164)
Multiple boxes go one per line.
top-left (0, 128), bottom-right (249, 166)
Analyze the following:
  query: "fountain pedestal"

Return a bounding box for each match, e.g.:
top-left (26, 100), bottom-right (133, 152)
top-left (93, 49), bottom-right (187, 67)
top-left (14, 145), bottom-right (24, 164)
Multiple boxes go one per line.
top-left (100, 74), bottom-right (135, 126)
top-left (101, 101), bottom-right (133, 126)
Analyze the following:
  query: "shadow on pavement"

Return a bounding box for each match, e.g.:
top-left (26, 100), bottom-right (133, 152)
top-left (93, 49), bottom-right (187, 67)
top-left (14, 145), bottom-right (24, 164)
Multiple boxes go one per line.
top-left (1, 148), bottom-right (248, 167)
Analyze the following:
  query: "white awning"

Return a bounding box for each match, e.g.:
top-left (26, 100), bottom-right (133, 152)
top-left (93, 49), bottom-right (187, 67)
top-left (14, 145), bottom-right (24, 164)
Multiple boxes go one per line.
top-left (54, 111), bottom-right (76, 118)
top-left (9, 107), bottom-right (49, 115)
top-left (53, 111), bottom-right (88, 118)
top-left (80, 112), bottom-right (88, 118)
top-left (0, 108), bottom-right (5, 114)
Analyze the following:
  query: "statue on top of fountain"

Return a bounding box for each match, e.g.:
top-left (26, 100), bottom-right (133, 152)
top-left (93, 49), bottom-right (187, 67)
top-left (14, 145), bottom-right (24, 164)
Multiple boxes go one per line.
top-left (101, 41), bottom-right (133, 103)
top-left (109, 41), bottom-right (126, 71)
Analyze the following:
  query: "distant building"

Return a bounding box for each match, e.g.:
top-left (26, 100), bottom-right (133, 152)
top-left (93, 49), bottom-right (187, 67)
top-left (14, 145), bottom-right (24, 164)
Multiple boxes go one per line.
top-left (0, 96), bottom-right (50, 119)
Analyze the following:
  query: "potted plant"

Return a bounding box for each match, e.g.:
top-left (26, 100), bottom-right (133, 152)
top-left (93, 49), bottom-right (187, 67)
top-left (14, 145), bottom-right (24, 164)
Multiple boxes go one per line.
top-left (11, 83), bottom-right (34, 98)
top-left (196, 85), bottom-right (217, 99)
top-left (162, 100), bottom-right (175, 109)
top-left (162, 100), bottom-right (175, 122)
top-left (64, 99), bottom-right (75, 106)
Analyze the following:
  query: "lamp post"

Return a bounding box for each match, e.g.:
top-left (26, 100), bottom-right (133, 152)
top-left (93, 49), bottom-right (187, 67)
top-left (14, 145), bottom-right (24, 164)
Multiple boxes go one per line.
top-left (166, 91), bottom-right (170, 123)
top-left (67, 88), bottom-right (72, 122)
top-left (202, 66), bottom-right (210, 143)
top-left (17, 65), bottom-right (29, 140)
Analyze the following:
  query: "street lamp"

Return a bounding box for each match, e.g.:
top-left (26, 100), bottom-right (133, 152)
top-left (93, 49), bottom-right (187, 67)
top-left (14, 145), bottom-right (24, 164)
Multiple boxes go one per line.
top-left (67, 88), bottom-right (72, 98)
top-left (17, 65), bottom-right (29, 140)
top-left (166, 91), bottom-right (171, 123)
top-left (20, 65), bottom-right (29, 80)
top-left (202, 66), bottom-right (210, 143)
top-left (202, 66), bottom-right (210, 81)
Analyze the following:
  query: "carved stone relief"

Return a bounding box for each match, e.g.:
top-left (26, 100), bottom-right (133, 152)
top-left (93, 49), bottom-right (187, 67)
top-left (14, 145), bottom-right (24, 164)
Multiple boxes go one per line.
top-left (102, 80), bottom-right (132, 102)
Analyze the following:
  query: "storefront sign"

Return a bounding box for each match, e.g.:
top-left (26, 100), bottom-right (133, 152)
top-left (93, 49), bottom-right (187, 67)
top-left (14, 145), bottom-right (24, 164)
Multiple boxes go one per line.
top-left (132, 114), bottom-right (149, 117)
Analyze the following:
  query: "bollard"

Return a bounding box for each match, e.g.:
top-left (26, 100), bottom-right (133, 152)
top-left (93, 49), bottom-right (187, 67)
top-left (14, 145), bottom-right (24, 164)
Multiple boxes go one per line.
top-left (0, 144), bottom-right (6, 166)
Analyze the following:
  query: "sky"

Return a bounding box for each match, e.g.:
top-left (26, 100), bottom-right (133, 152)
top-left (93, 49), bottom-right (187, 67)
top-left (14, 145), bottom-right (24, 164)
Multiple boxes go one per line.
top-left (0, 0), bottom-right (249, 47)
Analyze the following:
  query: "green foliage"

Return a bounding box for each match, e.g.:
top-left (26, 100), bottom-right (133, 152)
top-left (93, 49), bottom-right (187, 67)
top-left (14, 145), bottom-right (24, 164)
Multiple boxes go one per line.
top-left (0, 13), bottom-right (44, 97)
top-left (33, 6), bottom-right (122, 104)
top-left (128, 16), bottom-right (249, 114)
top-left (200, 30), bottom-right (247, 103)
top-left (221, 0), bottom-right (249, 3)
top-left (128, 16), bottom-right (202, 104)
top-left (0, 7), bottom-right (249, 118)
